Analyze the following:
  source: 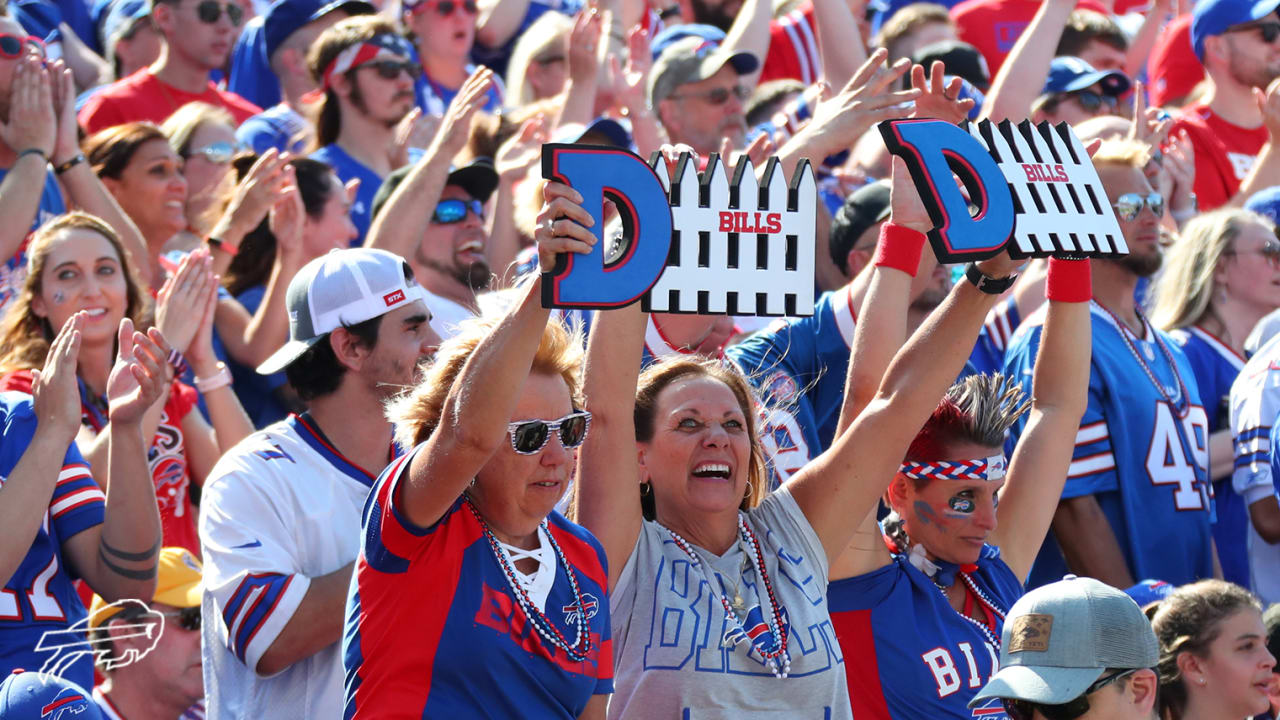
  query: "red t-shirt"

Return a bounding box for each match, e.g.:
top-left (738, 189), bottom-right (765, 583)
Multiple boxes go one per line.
top-left (1169, 104), bottom-right (1269, 211)
top-left (759, 1), bottom-right (822, 85)
top-left (949, 0), bottom-right (1107, 76)
top-left (78, 69), bottom-right (261, 136)
top-left (1148, 14), bottom-right (1203, 108)
top-left (1, 370), bottom-right (201, 556)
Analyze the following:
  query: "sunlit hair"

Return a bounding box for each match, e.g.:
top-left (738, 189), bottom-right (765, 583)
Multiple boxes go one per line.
top-left (306, 15), bottom-right (402, 149)
top-left (0, 212), bottom-right (150, 373)
top-left (1151, 579), bottom-right (1263, 720)
top-left (84, 121), bottom-right (168, 180)
top-left (1089, 138), bottom-right (1152, 170)
top-left (505, 11), bottom-right (572, 108)
top-left (633, 356), bottom-right (769, 520)
top-left (389, 309), bottom-right (585, 450)
top-left (903, 373), bottom-right (1029, 468)
top-left (160, 101), bottom-right (235, 158)
top-left (1150, 209), bottom-right (1270, 332)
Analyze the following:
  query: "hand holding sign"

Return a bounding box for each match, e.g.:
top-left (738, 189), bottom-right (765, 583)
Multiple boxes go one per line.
top-left (534, 181), bottom-right (597, 274)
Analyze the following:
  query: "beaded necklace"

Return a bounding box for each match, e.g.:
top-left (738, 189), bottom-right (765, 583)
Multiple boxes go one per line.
top-left (464, 499), bottom-right (593, 662)
top-left (1095, 301), bottom-right (1191, 418)
top-left (891, 533), bottom-right (1005, 650)
top-left (662, 515), bottom-right (792, 678)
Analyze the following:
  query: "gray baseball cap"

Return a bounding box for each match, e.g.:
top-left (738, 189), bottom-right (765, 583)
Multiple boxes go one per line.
top-left (969, 575), bottom-right (1159, 707)
top-left (257, 248), bottom-right (428, 375)
top-left (648, 36), bottom-right (759, 107)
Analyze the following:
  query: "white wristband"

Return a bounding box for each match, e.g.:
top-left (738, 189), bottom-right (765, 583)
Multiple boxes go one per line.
top-left (194, 362), bottom-right (232, 394)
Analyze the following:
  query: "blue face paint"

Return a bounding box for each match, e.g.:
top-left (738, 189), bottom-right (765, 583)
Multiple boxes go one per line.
top-left (913, 500), bottom-right (947, 533)
top-left (52, 291), bottom-right (65, 304)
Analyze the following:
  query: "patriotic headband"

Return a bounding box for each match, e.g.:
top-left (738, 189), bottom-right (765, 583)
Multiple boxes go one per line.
top-left (321, 33), bottom-right (414, 90)
top-left (898, 455), bottom-right (1007, 483)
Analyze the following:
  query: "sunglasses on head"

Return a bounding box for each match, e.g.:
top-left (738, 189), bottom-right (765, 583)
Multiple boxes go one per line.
top-left (1230, 20), bottom-right (1280, 44)
top-left (413, 0), bottom-right (477, 16)
top-left (671, 84), bottom-right (750, 106)
top-left (1002, 669), bottom-right (1140, 720)
top-left (432, 198), bottom-right (484, 224)
top-left (1067, 89), bottom-right (1118, 113)
top-left (0, 33), bottom-right (45, 59)
top-left (507, 411), bottom-right (592, 455)
top-left (187, 140), bottom-right (242, 164)
top-left (1112, 192), bottom-right (1164, 221)
top-left (193, 0), bottom-right (243, 25)
top-left (359, 58), bottom-right (417, 80)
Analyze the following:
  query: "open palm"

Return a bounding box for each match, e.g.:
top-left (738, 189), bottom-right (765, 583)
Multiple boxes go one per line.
top-left (106, 319), bottom-right (172, 425)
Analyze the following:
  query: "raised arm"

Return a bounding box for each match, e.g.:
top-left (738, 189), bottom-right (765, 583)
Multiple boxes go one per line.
top-left (979, 0), bottom-right (1074, 122)
top-left (987, 258), bottom-right (1091, 581)
top-left (720, 0), bottom-right (772, 89)
top-left (810, 0), bottom-right (867, 90)
top-left (398, 182), bottom-right (596, 528)
top-left (0, 57), bottom-right (60, 271)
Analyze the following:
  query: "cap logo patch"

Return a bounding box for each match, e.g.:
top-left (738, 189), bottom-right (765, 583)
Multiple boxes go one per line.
top-left (1009, 614), bottom-right (1053, 653)
top-left (383, 289), bottom-right (405, 306)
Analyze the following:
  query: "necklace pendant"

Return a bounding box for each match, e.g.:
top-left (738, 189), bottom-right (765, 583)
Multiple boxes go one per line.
top-left (733, 594), bottom-right (745, 612)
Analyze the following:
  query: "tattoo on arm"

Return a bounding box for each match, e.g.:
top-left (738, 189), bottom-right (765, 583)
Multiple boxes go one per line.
top-left (98, 540), bottom-right (160, 580)
top-left (101, 537), bottom-right (161, 562)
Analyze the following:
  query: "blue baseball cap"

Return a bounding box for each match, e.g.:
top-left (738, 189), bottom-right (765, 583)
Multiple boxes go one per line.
top-left (0, 670), bottom-right (104, 720)
top-left (1042, 56), bottom-right (1131, 96)
top-left (1191, 0), bottom-right (1280, 61)
top-left (263, 0), bottom-right (375, 61)
top-left (650, 23), bottom-right (725, 60)
top-left (552, 117), bottom-right (632, 148)
top-left (98, 0), bottom-right (148, 56)
top-left (1246, 186), bottom-right (1280, 225)
top-left (868, 0), bottom-right (926, 35)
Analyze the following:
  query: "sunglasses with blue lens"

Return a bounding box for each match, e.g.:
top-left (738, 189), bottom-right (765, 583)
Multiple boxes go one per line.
top-left (432, 198), bottom-right (484, 224)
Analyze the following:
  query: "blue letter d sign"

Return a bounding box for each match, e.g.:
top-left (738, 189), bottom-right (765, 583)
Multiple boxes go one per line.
top-left (540, 144), bottom-right (673, 308)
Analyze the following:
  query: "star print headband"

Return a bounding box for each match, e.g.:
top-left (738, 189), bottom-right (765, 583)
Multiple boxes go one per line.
top-left (320, 33), bottom-right (414, 90)
top-left (898, 455), bottom-right (1007, 482)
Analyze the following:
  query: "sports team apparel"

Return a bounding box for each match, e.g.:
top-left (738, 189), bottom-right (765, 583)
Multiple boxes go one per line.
top-left (308, 145), bottom-right (423, 246)
top-left (199, 413), bottom-right (395, 719)
top-left (1169, 104), bottom-right (1269, 211)
top-left (235, 103), bottom-right (309, 155)
top-left (1169, 326), bottom-right (1250, 590)
top-left (1, 371), bottom-right (200, 555)
top-left (758, 0), bottom-right (822, 86)
top-left (77, 69), bottom-right (261, 135)
top-left (0, 167), bottom-right (64, 313)
top-left (344, 445), bottom-right (613, 719)
top-left (831, 543), bottom-right (1022, 719)
top-left (0, 393), bottom-right (104, 690)
top-left (1229, 332), bottom-right (1280, 604)
top-left (607, 485), bottom-right (849, 720)
top-left (1004, 302), bottom-right (1214, 589)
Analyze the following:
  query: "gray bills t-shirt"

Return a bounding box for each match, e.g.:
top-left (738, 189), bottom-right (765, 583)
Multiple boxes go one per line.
top-left (608, 485), bottom-right (850, 719)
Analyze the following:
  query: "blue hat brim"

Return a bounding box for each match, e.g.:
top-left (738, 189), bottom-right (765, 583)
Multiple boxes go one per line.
top-left (1193, 0), bottom-right (1280, 60)
top-left (1061, 69), bottom-right (1131, 96)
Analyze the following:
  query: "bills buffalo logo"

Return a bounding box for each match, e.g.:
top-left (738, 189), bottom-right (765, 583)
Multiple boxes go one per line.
top-left (722, 604), bottom-right (791, 659)
top-left (562, 592), bottom-right (599, 626)
top-left (37, 599), bottom-right (163, 679)
top-left (762, 371), bottom-right (800, 406)
top-left (40, 689), bottom-right (91, 718)
top-left (152, 455), bottom-right (188, 516)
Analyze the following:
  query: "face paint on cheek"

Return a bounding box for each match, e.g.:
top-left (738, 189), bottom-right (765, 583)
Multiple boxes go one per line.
top-left (912, 500), bottom-right (947, 533)
top-left (945, 496), bottom-right (975, 520)
top-left (52, 291), bottom-right (65, 304)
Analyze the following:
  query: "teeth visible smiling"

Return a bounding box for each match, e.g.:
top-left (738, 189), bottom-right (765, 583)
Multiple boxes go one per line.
top-left (85, 308), bottom-right (107, 317)
top-left (692, 462), bottom-right (730, 479)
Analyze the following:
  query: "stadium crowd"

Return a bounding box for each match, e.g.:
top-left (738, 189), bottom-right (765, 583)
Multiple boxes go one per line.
top-left (1, 0), bottom-right (1280, 716)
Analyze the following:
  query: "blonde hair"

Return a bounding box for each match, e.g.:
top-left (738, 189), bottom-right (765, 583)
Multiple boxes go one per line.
top-left (1149, 209), bottom-right (1269, 331)
top-left (160, 101), bottom-right (235, 158)
top-left (389, 310), bottom-right (585, 450)
top-left (504, 12), bottom-right (573, 108)
top-left (1090, 138), bottom-right (1152, 170)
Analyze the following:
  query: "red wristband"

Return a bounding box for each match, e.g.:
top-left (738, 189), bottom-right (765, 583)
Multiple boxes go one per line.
top-left (873, 223), bottom-right (927, 277)
top-left (1046, 257), bottom-right (1092, 303)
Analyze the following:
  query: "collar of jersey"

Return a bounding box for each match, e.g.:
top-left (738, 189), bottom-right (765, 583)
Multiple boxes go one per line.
top-left (289, 412), bottom-right (391, 487)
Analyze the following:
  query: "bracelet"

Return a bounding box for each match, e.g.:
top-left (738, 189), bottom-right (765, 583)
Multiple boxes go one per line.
top-left (1046, 257), bottom-right (1092, 303)
top-left (167, 348), bottom-right (189, 376)
top-left (206, 236), bottom-right (238, 256)
top-left (872, 222), bottom-right (927, 276)
top-left (16, 147), bottom-right (49, 164)
top-left (195, 362), bottom-right (232, 393)
top-left (53, 152), bottom-right (85, 175)
top-left (964, 262), bottom-right (1017, 294)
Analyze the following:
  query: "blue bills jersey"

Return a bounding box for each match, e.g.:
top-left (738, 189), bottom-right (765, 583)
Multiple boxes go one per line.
top-left (1169, 326), bottom-right (1249, 589)
top-left (830, 545), bottom-right (1022, 720)
top-left (1004, 303), bottom-right (1214, 588)
top-left (0, 392), bottom-right (105, 689)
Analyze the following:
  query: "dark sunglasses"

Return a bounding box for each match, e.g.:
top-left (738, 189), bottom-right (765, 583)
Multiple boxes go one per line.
top-left (359, 58), bottom-right (417, 80)
top-left (1226, 237), bottom-right (1280, 265)
top-left (186, 140), bottom-right (242, 164)
top-left (432, 198), bottom-right (484, 224)
top-left (507, 411), bottom-right (591, 455)
top-left (194, 0), bottom-right (243, 26)
top-left (1230, 20), bottom-right (1280, 44)
top-left (0, 33), bottom-right (45, 59)
top-left (1112, 192), bottom-right (1164, 221)
top-left (1068, 89), bottom-right (1118, 113)
top-left (670, 84), bottom-right (750, 106)
top-left (414, 0), bottom-right (477, 16)
top-left (160, 606), bottom-right (202, 632)
top-left (1002, 669), bottom-right (1140, 720)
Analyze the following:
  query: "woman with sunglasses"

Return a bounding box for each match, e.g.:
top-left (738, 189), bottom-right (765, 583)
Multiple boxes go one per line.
top-left (402, 0), bottom-right (503, 113)
top-left (1149, 208), bottom-right (1280, 592)
top-left (343, 180), bottom-right (611, 719)
top-left (161, 101), bottom-right (242, 249)
top-left (1151, 579), bottom-right (1276, 720)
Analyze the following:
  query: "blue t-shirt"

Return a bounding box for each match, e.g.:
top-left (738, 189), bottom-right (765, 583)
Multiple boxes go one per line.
top-left (310, 144), bottom-right (421, 245)
top-left (226, 284), bottom-right (290, 428)
top-left (236, 103), bottom-right (308, 155)
top-left (1170, 326), bottom-right (1250, 589)
top-left (0, 393), bottom-right (105, 690)
top-left (1004, 303), bottom-right (1214, 588)
top-left (419, 63), bottom-right (504, 115)
top-left (227, 16), bottom-right (278, 110)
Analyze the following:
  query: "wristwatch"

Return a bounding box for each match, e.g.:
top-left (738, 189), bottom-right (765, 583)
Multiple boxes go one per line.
top-left (964, 262), bottom-right (1017, 294)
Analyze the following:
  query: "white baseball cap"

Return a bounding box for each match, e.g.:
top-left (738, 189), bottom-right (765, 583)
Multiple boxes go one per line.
top-left (257, 248), bottom-right (428, 375)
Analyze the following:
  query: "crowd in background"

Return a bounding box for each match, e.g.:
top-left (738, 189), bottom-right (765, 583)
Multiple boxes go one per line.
top-left (1, 0), bottom-right (1280, 716)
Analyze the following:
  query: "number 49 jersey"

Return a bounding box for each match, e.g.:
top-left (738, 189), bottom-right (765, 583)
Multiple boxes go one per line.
top-left (1003, 303), bottom-right (1214, 589)
top-left (0, 392), bottom-right (105, 689)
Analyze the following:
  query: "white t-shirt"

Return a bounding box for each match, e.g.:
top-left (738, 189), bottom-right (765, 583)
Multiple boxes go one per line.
top-left (608, 485), bottom-right (850, 719)
top-left (198, 415), bottom-right (385, 719)
top-left (1229, 334), bottom-right (1280, 604)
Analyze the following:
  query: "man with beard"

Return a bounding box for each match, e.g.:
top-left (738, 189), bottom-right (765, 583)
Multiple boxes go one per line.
top-left (1169, 0), bottom-right (1280, 211)
top-left (1003, 139), bottom-right (1216, 589)
top-left (650, 36), bottom-right (759, 156)
top-left (306, 16), bottom-right (420, 243)
top-left (199, 248), bottom-right (439, 719)
top-left (370, 158), bottom-right (499, 340)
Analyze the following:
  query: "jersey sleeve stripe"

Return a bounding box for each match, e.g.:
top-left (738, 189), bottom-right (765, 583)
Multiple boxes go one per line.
top-left (1234, 451), bottom-right (1269, 469)
top-left (780, 22), bottom-right (814, 85)
top-left (1068, 451), bottom-right (1116, 478)
top-left (56, 464), bottom-right (93, 484)
top-left (1235, 426), bottom-right (1272, 443)
top-left (50, 487), bottom-right (106, 518)
top-left (234, 575), bottom-right (293, 663)
top-left (1075, 421), bottom-right (1108, 446)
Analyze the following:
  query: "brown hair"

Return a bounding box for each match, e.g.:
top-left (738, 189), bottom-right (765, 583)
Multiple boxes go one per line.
top-left (1057, 10), bottom-right (1128, 56)
top-left (871, 3), bottom-right (953, 61)
top-left (0, 212), bottom-right (150, 373)
top-left (633, 356), bottom-right (769, 519)
top-left (306, 15), bottom-right (402, 149)
top-left (1151, 579), bottom-right (1264, 720)
top-left (84, 122), bottom-right (169, 180)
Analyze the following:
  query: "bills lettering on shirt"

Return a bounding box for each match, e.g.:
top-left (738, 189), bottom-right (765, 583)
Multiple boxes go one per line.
top-left (1004, 303), bottom-right (1215, 588)
top-left (0, 393), bottom-right (105, 690)
top-left (1169, 104), bottom-right (1268, 211)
